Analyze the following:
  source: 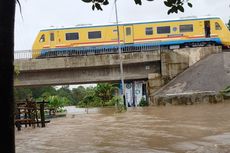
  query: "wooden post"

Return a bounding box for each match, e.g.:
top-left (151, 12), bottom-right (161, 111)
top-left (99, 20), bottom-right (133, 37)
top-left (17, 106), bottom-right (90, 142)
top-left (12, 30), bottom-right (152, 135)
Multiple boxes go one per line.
top-left (40, 100), bottom-right (45, 127)
top-left (15, 107), bottom-right (21, 131)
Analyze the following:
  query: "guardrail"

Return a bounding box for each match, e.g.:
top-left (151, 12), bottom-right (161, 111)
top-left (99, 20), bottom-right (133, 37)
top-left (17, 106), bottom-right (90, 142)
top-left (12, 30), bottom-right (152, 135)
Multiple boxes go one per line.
top-left (14, 42), bottom-right (161, 60)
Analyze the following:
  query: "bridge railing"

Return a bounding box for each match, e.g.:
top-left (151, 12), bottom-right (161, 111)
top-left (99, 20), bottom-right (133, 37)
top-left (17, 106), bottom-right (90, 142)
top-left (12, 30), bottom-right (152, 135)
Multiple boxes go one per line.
top-left (14, 42), bottom-right (162, 60)
top-left (14, 50), bottom-right (32, 60)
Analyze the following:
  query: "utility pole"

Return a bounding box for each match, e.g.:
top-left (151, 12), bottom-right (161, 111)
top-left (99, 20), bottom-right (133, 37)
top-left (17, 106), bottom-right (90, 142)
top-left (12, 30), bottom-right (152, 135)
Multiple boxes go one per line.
top-left (114, 0), bottom-right (127, 109)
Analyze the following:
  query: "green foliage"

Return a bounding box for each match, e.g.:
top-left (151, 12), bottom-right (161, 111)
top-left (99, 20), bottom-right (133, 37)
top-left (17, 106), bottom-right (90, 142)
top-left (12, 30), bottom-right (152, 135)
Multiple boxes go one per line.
top-left (164, 0), bottom-right (192, 14)
top-left (138, 97), bottom-right (148, 107)
top-left (77, 86), bottom-right (99, 107)
top-left (82, 0), bottom-right (109, 10)
top-left (72, 86), bottom-right (87, 104)
top-left (76, 83), bottom-right (119, 108)
top-left (78, 94), bottom-right (102, 108)
top-left (81, 0), bottom-right (193, 14)
top-left (57, 86), bottom-right (75, 105)
top-left (14, 86), bottom-right (73, 105)
top-left (46, 95), bottom-right (69, 112)
top-left (15, 83), bottom-right (122, 109)
top-left (111, 96), bottom-right (125, 113)
top-left (220, 86), bottom-right (230, 99)
top-left (14, 88), bottom-right (32, 101)
top-left (95, 83), bottom-right (117, 106)
top-left (30, 86), bottom-right (57, 99)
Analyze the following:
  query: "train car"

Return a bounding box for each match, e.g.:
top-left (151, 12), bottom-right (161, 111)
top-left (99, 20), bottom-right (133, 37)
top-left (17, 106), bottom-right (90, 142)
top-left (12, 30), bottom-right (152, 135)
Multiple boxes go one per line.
top-left (32, 16), bottom-right (230, 58)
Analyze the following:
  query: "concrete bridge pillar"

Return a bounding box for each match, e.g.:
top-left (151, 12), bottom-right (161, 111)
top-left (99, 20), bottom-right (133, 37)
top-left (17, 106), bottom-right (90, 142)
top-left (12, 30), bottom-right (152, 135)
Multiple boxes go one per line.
top-left (147, 73), bottom-right (164, 105)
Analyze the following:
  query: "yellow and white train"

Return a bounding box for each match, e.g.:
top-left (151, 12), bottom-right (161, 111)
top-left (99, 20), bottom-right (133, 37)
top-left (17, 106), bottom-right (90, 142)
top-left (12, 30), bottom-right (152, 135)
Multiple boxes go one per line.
top-left (32, 16), bottom-right (230, 58)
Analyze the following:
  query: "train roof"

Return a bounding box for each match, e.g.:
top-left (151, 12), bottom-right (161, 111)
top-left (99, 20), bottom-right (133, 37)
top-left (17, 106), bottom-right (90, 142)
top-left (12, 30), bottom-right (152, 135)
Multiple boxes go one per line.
top-left (40, 16), bottom-right (221, 32)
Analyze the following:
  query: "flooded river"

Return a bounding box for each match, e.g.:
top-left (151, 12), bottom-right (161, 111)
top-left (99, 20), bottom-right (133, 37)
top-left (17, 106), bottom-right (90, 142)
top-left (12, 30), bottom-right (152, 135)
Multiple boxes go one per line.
top-left (16, 101), bottom-right (230, 153)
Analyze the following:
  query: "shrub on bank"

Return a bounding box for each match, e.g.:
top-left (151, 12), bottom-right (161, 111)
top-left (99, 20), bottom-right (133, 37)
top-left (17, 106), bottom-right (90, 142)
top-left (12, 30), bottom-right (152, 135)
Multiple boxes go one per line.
top-left (220, 86), bottom-right (230, 99)
top-left (138, 97), bottom-right (149, 107)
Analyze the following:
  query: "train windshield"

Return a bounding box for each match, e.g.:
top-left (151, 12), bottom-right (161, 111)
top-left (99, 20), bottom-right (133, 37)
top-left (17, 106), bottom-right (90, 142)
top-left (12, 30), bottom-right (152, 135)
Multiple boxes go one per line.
top-left (39, 34), bottom-right (45, 43)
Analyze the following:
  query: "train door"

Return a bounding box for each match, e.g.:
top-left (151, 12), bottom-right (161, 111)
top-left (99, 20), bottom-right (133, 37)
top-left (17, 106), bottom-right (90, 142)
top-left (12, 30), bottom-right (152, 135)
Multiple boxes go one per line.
top-left (49, 32), bottom-right (56, 48)
top-left (124, 25), bottom-right (134, 44)
top-left (204, 21), bottom-right (211, 38)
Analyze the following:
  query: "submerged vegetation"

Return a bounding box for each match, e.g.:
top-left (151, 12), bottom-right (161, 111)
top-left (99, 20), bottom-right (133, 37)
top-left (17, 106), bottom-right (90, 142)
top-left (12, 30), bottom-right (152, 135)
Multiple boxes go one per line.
top-left (220, 86), bottom-right (230, 99)
top-left (138, 97), bottom-right (149, 107)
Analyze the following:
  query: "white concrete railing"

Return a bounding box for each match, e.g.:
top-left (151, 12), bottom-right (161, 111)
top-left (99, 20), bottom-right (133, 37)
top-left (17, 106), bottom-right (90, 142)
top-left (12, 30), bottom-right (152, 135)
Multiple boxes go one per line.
top-left (14, 50), bottom-right (32, 60)
top-left (14, 42), bottom-right (161, 60)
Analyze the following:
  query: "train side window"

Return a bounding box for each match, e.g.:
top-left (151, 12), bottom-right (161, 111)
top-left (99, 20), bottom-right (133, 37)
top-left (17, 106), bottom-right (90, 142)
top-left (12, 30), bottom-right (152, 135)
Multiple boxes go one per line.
top-left (179, 24), bottom-right (193, 32)
top-left (39, 34), bottom-right (45, 43)
top-left (157, 26), bottom-right (170, 34)
top-left (126, 27), bottom-right (131, 36)
top-left (215, 22), bottom-right (222, 30)
top-left (145, 27), bottom-right (153, 35)
top-left (88, 31), bottom-right (101, 39)
top-left (66, 32), bottom-right (79, 40)
top-left (50, 33), bottom-right (54, 41)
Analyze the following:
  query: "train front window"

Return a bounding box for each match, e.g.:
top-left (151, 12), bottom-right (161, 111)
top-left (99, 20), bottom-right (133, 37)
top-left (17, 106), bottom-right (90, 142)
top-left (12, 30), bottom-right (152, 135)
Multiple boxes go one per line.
top-left (145, 27), bottom-right (153, 35)
top-left (157, 26), bottom-right (170, 34)
top-left (215, 22), bottom-right (222, 30)
top-left (39, 34), bottom-right (45, 43)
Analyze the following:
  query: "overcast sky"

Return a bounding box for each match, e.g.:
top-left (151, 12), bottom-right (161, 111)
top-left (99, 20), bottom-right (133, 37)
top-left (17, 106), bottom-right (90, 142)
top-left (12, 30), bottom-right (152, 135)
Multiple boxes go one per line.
top-left (15, 0), bottom-right (230, 50)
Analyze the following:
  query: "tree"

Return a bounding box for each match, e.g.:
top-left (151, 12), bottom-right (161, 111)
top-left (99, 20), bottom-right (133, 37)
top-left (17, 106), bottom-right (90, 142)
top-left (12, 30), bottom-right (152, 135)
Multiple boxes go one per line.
top-left (77, 86), bottom-right (99, 107)
top-left (81, 0), bottom-right (193, 14)
top-left (72, 86), bottom-right (87, 104)
top-left (30, 86), bottom-right (57, 99)
top-left (57, 86), bottom-right (75, 105)
top-left (14, 87), bottom-right (32, 101)
top-left (95, 83), bottom-right (116, 106)
top-left (45, 95), bottom-right (69, 114)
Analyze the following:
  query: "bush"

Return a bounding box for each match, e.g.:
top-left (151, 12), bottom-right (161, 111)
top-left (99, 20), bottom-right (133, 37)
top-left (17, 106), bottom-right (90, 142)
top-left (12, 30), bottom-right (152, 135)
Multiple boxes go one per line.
top-left (138, 97), bottom-right (149, 107)
top-left (46, 95), bottom-right (69, 112)
top-left (111, 96), bottom-right (125, 113)
top-left (220, 86), bottom-right (230, 99)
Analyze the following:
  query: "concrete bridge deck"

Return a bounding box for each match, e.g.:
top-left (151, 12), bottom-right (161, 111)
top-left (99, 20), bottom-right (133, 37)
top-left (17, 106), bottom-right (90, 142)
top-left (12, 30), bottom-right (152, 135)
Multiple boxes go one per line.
top-left (14, 51), bottom-right (160, 87)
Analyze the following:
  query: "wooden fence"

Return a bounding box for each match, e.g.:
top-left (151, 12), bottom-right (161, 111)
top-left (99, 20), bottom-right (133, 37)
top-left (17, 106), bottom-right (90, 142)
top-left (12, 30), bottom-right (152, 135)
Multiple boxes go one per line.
top-left (15, 100), bottom-right (51, 131)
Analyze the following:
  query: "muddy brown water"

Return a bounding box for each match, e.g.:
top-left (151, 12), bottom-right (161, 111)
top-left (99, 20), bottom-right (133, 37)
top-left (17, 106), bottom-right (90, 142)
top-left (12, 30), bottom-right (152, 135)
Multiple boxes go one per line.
top-left (16, 101), bottom-right (230, 153)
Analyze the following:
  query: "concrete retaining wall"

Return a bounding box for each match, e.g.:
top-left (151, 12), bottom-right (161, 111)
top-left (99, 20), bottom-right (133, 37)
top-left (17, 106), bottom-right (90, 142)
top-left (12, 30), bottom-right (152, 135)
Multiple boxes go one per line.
top-left (152, 92), bottom-right (224, 106)
top-left (160, 46), bottom-right (222, 82)
top-left (174, 46), bottom-right (222, 66)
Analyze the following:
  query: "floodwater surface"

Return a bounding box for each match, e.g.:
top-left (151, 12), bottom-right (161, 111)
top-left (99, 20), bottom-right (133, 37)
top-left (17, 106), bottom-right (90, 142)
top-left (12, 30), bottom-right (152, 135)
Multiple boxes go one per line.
top-left (16, 101), bottom-right (230, 153)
